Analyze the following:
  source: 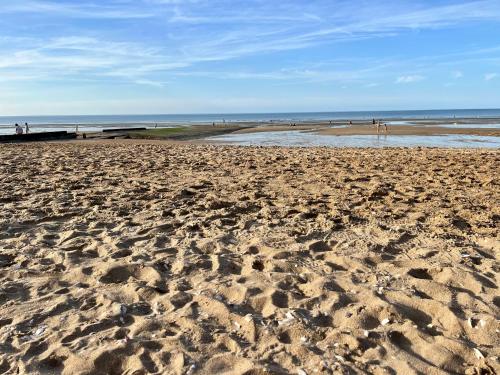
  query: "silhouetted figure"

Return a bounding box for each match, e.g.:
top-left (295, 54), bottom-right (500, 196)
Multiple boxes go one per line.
top-left (25, 122), bottom-right (29, 134)
top-left (15, 124), bottom-right (23, 135)
top-left (372, 118), bottom-right (376, 125)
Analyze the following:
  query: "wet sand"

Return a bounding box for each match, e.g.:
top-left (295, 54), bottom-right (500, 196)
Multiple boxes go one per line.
top-left (0, 142), bottom-right (499, 374)
top-left (234, 123), bottom-right (500, 137)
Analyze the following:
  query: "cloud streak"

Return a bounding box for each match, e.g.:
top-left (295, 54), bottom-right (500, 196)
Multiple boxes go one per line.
top-left (396, 75), bottom-right (425, 84)
top-left (484, 73), bottom-right (498, 81)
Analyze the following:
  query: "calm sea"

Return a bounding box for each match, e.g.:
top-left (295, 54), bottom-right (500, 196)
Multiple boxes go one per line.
top-left (1, 109), bottom-right (500, 135)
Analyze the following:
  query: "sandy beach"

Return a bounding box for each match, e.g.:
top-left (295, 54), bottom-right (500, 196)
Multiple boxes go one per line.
top-left (0, 142), bottom-right (498, 374)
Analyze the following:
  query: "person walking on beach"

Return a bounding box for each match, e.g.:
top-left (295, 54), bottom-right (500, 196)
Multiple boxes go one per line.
top-left (376, 120), bottom-right (381, 133)
top-left (25, 122), bottom-right (30, 134)
top-left (384, 123), bottom-right (388, 133)
top-left (15, 123), bottom-right (23, 135)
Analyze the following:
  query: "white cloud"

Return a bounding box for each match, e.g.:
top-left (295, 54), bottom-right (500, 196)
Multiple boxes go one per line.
top-left (0, 1), bottom-right (154, 19)
top-left (452, 70), bottom-right (463, 79)
top-left (484, 73), bottom-right (498, 81)
top-left (395, 75), bottom-right (425, 84)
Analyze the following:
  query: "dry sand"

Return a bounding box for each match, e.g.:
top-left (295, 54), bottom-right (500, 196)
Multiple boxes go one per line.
top-left (0, 142), bottom-right (499, 375)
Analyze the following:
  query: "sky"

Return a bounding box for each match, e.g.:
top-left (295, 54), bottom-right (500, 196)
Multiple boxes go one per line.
top-left (0, 0), bottom-right (500, 115)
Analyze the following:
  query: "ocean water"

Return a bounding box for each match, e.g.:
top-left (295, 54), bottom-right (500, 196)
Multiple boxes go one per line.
top-left (1, 108), bottom-right (500, 135)
top-left (210, 131), bottom-right (500, 148)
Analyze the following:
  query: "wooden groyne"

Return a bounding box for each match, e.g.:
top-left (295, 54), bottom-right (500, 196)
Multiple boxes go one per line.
top-left (0, 131), bottom-right (77, 143)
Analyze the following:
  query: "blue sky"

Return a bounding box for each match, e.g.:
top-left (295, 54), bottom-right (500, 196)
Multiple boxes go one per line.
top-left (0, 0), bottom-right (499, 115)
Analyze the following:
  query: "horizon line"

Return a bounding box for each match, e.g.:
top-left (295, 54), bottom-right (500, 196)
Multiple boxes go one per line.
top-left (1, 107), bottom-right (500, 118)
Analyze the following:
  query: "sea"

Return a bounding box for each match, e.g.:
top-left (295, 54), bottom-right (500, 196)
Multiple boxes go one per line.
top-left (1, 109), bottom-right (500, 135)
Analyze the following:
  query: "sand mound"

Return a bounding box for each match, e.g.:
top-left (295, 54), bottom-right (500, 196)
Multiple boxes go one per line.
top-left (0, 142), bottom-right (498, 374)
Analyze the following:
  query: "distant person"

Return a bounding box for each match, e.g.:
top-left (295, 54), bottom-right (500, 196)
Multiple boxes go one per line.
top-left (212, 122), bottom-right (215, 127)
top-left (376, 120), bottom-right (381, 133)
top-left (25, 122), bottom-right (30, 134)
top-left (155, 123), bottom-right (158, 128)
top-left (372, 118), bottom-right (376, 125)
top-left (384, 123), bottom-right (388, 133)
top-left (15, 124), bottom-right (23, 135)
top-left (349, 120), bottom-right (353, 126)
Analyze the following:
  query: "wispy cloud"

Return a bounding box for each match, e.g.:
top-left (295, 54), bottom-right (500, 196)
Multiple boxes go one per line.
top-left (0, 1), bottom-right (154, 19)
top-left (395, 75), bottom-right (425, 84)
top-left (484, 73), bottom-right (498, 81)
top-left (452, 70), bottom-right (464, 79)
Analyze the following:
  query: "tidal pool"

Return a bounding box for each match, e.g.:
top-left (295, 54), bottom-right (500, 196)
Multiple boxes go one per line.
top-left (209, 131), bottom-right (500, 148)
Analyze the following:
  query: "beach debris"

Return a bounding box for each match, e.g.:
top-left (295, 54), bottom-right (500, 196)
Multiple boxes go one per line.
top-left (467, 317), bottom-right (486, 329)
top-left (153, 301), bottom-right (164, 315)
top-left (121, 335), bottom-right (130, 344)
top-left (381, 318), bottom-right (391, 326)
top-left (297, 369), bottom-right (307, 375)
top-left (186, 364), bottom-right (197, 375)
top-left (278, 311), bottom-right (296, 326)
top-left (244, 314), bottom-right (253, 322)
top-left (118, 304), bottom-right (127, 324)
top-left (473, 348), bottom-right (485, 360)
top-left (34, 325), bottom-right (47, 337)
top-left (334, 355), bottom-right (346, 363)
top-left (363, 330), bottom-right (370, 338)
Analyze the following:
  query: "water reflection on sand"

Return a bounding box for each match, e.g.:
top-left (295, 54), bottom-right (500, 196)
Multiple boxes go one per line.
top-left (210, 131), bottom-right (500, 148)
